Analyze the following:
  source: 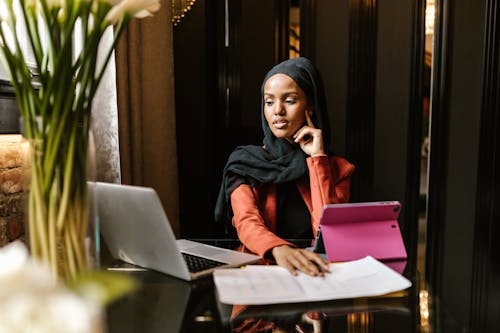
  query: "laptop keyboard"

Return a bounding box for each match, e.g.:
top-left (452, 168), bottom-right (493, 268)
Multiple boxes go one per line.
top-left (181, 252), bottom-right (226, 273)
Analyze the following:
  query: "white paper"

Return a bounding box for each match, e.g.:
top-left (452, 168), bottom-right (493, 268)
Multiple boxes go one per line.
top-left (213, 256), bottom-right (412, 305)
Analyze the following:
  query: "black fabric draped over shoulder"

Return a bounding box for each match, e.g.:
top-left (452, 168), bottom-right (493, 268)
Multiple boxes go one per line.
top-left (214, 57), bottom-right (331, 226)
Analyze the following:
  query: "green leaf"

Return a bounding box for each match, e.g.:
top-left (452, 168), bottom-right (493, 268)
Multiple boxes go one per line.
top-left (66, 270), bottom-right (139, 306)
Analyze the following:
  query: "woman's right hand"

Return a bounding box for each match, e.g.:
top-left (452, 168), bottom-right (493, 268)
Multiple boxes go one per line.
top-left (292, 112), bottom-right (326, 157)
top-left (271, 245), bottom-right (330, 276)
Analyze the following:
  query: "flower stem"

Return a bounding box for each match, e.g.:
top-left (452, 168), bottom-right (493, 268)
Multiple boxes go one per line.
top-left (30, 149), bottom-right (50, 263)
top-left (55, 124), bottom-right (77, 231)
top-left (48, 173), bottom-right (59, 277)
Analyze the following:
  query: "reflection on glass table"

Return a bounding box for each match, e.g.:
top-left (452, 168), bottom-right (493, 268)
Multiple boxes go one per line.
top-left (105, 265), bottom-right (220, 333)
top-left (221, 298), bottom-right (415, 332)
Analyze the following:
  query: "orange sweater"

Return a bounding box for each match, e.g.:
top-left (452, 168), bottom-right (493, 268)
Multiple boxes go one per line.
top-left (230, 155), bottom-right (355, 257)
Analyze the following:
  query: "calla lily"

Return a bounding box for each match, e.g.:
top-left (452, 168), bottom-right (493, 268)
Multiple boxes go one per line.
top-left (105, 0), bottom-right (160, 24)
top-left (0, 2), bottom-right (9, 22)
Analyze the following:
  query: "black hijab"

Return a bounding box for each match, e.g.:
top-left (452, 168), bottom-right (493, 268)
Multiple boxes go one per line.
top-left (214, 57), bottom-right (331, 225)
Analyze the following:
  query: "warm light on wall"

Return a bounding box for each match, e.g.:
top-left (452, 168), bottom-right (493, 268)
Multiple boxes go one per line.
top-left (425, 0), bottom-right (435, 35)
top-left (172, 0), bottom-right (197, 26)
top-left (419, 290), bottom-right (430, 331)
top-left (347, 312), bottom-right (372, 333)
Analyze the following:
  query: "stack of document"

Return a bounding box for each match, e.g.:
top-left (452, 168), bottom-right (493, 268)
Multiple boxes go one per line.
top-left (213, 256), bottom-right (412, 305)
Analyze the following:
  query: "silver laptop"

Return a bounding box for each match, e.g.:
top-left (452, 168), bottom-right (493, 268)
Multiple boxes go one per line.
top-left (91, 182), bottom-right (260, 281)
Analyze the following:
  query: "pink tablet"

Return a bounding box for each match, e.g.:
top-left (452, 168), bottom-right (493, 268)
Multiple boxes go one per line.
top-left (320, 201), bottom-right (407, 262)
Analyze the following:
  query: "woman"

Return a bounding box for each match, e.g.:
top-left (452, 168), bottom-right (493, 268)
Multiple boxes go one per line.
top-left (215, 57), bottom-right (354, 276)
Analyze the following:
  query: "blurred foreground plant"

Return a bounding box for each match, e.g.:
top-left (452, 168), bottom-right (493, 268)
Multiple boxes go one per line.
top-left (0, 0), bottom-right (160, 280)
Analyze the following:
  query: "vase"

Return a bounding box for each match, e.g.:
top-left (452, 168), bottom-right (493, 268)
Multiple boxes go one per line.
top-left (21, 116), bottom-right (99, 281)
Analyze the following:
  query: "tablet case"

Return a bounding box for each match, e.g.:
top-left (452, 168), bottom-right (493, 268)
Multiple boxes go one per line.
top-left (319, 201), bottom-right (407, 262)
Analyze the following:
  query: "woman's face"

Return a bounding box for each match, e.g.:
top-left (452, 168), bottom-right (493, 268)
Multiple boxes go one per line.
top-left (263, 73), bottom-right (311, 140)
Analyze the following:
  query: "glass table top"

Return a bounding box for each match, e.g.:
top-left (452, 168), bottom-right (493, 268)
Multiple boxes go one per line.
top-left (104, 256), bottom-right (463, 332)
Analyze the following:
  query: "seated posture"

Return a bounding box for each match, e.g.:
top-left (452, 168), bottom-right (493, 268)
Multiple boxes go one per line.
top-left (215, 57), bottom-right (355, 276)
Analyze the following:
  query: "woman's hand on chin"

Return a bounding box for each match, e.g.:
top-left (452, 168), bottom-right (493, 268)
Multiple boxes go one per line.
top-left (271, 245), bottom-right (330, 277)
top-left (292, 112), bottom-right (326, 157)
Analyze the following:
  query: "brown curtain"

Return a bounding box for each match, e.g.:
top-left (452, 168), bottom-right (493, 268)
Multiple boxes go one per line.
top-left (115, 0), bottom-right (180, 236)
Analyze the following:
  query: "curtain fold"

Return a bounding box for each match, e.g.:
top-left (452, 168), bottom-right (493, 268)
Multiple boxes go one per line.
top-left (91, 27), bottom-right (121, 184)
top-left (115, 0), bottom-right (180, 236)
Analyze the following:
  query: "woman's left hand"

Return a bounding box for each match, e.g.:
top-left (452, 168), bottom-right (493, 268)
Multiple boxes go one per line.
top-left (293, 112), bottom-right (326, 157)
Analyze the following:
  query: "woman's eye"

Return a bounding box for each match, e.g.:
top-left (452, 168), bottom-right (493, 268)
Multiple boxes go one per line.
top-left (265, 100), bottom-right (274, 106)
top-left (285, 99), bottom-right (296, 104)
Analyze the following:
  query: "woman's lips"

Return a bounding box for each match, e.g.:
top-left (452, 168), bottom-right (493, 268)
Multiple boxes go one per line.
top-left (273, 119), bottom-right (288, 129)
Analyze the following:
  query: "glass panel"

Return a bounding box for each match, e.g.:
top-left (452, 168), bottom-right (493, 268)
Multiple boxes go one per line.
top-left (419, 2), bottom-right (435, 332)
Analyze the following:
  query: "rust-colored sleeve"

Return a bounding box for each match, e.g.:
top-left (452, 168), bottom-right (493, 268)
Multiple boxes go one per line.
top-left (307, 155), bottom-right (355, 236)
top-left (230, 184), bottom-right (292, 257)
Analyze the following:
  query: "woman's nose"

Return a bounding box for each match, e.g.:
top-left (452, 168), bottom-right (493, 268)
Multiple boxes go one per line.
top-left (274, 101), bottom-right (285, 115)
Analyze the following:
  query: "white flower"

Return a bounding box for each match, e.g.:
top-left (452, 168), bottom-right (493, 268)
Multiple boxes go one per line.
top-left (0, 241), bottom-right (55, 291)
top-left (0, 242), bottom-right (104, 333)
top-left (105, 0), bottom-right (160, 24)
top-left (0, 241), bottom-right (30, 277)
top-left (0, 289), bottom-right (103, 333)
top-left (0, 0), bottom-right (9, 22)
